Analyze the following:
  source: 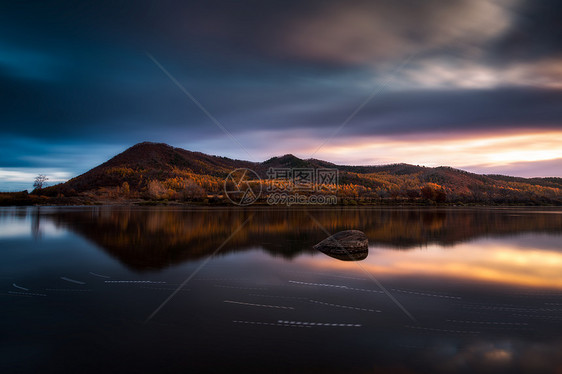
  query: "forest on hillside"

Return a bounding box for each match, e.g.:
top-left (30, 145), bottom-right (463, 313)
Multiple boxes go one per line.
top-left (30, 165), bottom-right (562, 205)
top-left (3, 142), bottom-right (561, 206)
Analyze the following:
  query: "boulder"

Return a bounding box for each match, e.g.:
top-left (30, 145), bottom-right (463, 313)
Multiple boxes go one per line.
top-left (314, 230), bottom-right (368, 261)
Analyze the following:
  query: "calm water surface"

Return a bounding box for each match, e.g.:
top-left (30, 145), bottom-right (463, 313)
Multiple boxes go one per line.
top-left (1, 207), bottom-right (562, 373)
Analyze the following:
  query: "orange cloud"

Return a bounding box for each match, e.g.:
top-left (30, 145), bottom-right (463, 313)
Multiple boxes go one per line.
top-left (305, 130), bottom-right (562, 172)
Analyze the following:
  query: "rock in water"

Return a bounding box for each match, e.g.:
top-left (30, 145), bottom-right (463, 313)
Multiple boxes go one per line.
top-left (314, 230), bottom-right (368, 261)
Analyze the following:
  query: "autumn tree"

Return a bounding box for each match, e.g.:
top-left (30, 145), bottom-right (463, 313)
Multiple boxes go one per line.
top-left (147, 180), bottom-right (168, 199)
top-left (121, 182), bottom-right (130, 197)
top-left (181, 179), bottom-right (205, 200)
top-left (421, 183), bottom-right (447, 203)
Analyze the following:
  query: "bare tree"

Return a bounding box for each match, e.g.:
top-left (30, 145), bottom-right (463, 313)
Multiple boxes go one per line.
top-left (33, 174), bottom-right (49, 190)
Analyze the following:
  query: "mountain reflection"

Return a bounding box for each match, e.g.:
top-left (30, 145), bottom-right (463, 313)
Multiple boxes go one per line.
top-left (32, 207), bottom-right (562, 271)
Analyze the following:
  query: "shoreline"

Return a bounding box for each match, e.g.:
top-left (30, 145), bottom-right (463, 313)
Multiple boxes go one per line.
top-left (2, 201), bottom-right (562, 209)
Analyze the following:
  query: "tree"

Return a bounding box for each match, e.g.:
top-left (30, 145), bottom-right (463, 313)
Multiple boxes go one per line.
top-left (147, 180), bottom-right (167, 199)
top-left (181, 179), bottom-right (205, 200)
top-left (421, 183), bottom-right (447, 203)
top-left (33, 174), bottom-right (48, 190)
top-left (121, 182), bottom-right (130, 197)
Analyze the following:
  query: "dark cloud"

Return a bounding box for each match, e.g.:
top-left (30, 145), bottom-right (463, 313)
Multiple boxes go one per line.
top-left (4, 64), bottom-right (561, 142)
top-left (305, 87), bottom-right (562, 136)
top-left (491, 0), bottom-right (562, 63)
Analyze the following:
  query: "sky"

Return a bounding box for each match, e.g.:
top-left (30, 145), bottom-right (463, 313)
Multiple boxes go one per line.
top-left (1, 0), bottom-right (561, 191)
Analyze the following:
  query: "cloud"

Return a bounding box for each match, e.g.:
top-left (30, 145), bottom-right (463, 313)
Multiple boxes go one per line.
top-left (491, 0), bottom-right (562, 62)
top-left (321, 87), bottom-right (562, 135)
top-left (0, 169), bottom-right (70, 183)
top-left (466, 158), bottom-right (562, 178)
top-left (0, 167), bottom-right (71, 191)
top-left (395, 56), bottom-right (562, 89)
top-left (0, 137), bottom-right (126, 190)
top-left (302, 130), bottom-right (562, 176)
top-left (187, 128), bottom-right (562, 177)
top-left (276, 0), bottom-right (518, 65)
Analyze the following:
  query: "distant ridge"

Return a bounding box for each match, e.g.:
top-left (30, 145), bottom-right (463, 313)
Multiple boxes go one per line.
top-left (40, 142), bottom-right (562, 205)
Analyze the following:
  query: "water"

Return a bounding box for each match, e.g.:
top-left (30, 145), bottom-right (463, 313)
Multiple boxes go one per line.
top-left (1, 206), bottom-right (562, 373)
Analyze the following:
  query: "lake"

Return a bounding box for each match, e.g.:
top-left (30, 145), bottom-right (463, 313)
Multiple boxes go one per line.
top-left (1, 206), bottom-right (562, 373)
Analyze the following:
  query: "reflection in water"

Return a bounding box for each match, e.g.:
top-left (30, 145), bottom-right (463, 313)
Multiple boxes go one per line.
top-left (303, 239), bottom-right (562, 289)
top-left (2, 206), bottom-right (562, 373)
top-left (28, 207), bottom-right (562, 271)
top-left (317, 248), bottom-right (368, 262)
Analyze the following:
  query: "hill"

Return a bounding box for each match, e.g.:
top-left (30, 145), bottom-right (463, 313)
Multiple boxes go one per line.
top-left (56, 142), bottom-right (256, 192)
top-left (35, 142), bottom-right (562, 205)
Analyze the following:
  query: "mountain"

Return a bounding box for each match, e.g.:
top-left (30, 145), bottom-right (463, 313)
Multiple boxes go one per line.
top-left (39, 141), bottom-right (562, 205)
top-left (55, 142), bottom-right (256, 193)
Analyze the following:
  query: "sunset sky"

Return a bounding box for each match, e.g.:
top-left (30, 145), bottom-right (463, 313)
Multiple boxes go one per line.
top-left (1, 0), bottom-right (561, 190)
